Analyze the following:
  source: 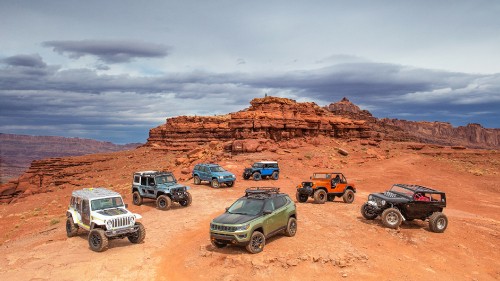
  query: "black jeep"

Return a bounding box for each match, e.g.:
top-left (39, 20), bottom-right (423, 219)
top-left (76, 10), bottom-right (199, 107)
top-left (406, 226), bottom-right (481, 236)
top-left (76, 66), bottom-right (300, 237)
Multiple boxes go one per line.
top-left (360, 184), bottom-right (448, 233)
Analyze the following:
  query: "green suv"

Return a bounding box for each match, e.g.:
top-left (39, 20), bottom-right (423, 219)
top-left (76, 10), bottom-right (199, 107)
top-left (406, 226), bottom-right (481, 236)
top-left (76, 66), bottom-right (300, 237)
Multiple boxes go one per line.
top-left (209, 187), bottom-right (297, 254)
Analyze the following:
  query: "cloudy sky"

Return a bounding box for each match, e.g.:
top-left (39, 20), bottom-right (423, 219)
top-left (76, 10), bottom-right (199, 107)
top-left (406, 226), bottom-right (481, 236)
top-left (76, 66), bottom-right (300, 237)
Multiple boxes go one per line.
top-left (1, 0), bottom-right (499, 144)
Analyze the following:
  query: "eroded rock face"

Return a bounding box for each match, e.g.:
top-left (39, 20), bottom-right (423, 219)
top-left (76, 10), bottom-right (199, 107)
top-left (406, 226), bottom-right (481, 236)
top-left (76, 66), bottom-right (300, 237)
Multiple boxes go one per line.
top-left (147, 97), bottom-right (373, 151)
top-left (325, 98), bottom-right (500, 149)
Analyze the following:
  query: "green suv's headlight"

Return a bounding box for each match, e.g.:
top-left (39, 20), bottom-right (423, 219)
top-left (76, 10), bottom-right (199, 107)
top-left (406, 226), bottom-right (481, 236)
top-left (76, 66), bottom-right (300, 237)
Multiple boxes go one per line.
top-left (235, 224), bottom-right (250, 231)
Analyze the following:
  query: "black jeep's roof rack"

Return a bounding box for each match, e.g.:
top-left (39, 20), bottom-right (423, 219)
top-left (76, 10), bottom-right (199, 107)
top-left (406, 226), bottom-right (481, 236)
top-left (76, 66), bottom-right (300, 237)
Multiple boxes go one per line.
top-left (394, 183), bottom-right (443, 193)
top-left (245, 187), bottom-right (280, 198)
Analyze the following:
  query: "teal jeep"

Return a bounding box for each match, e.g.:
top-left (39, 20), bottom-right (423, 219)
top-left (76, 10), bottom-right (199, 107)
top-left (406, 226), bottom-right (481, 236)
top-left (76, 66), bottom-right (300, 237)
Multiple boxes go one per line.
top-left (209, 187), bottom-right (297, 254)
top-left (131, 171), bottom-right (192, 210)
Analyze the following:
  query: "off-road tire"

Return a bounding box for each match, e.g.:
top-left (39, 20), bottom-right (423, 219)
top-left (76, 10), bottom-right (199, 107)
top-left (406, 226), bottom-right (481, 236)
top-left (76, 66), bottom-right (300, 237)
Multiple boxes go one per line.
top-left (284, 217), bottom-right (297, 237)
top-left (211, 240), bottom-right (228, 248)
top-left (88, 228), bottom-right (108, 252)
top-left (253, 172), bottom-right (262, 181)
top-left (342, 189), bottom-right (355, 204)
top-left (194, 175), bottom-right (201, 185)
top-left (179, 192), bottom-right (192, 207)
top-left (313, 189), bottom-right (327, 204)
top-left (381, 208), bottom-right (403, 229)
top-left (360, 203), bottom-right (378, 220)
top-left (156, 195), bottom-right (172, 210)
top-left (295, 191), bottom-right (308, 203)
top-left (226, 181), bottom-right (234, 187)
top-left (66, 217), bottom-right (78, 237)
top-left (429, 212), bottom-right (448, 233)
top-left (132, 191), bottom-right (143, 206)
top-left (243, 174), bottom-right (250, 180)
top-left (211, 179), bottom-right (220, 188)
top-left (246, 231), bottom-right (266, 254)
top-left (271, 171), bottom-right (279, 180)
top-left (128, 222), bottom-right (146, 243)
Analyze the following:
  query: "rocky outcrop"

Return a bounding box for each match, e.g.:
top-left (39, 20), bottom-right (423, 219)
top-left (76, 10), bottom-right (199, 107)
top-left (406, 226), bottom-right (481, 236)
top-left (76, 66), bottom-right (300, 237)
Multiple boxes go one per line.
top-left (325, 98), bottom-right (500, 149)
top-left (0, 134), bottom-right (140, 184)
top-left (380, 120), bottom-right (500, 149)
top-left (147, 97), bottom-right (375, 151)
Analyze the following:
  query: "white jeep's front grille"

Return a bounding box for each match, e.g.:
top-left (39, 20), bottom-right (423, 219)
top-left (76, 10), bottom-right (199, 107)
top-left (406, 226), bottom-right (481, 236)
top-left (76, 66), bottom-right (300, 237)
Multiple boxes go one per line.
top-left (110, 216), bottom-right (133, 228)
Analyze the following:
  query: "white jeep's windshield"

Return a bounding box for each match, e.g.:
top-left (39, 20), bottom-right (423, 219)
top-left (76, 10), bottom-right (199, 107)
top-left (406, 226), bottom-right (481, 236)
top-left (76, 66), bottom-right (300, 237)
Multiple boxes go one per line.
top-left (227, 198), bottom-right (264, 216)
top-left (156, 175), bottom-right (175, 184)
top-left (210, 166), bottom-right (225, 172)
top-left (91, 197), bottom-right (124, 211)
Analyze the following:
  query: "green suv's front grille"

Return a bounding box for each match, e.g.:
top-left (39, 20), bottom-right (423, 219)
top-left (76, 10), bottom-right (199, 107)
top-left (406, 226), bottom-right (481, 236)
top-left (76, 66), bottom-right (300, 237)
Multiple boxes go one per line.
top-left (210, 223), bottom-right (237, 232)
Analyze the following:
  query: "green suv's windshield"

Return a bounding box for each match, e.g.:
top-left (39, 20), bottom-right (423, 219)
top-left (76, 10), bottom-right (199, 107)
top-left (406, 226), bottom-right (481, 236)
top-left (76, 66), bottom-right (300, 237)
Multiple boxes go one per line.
top-left (210, 166), bottom-right (225, 172)
top-left (155, 175), bottom-right (175, 184)
top-left (91, 197), bottom-right (124, 211)
top-left (227, 198), bottom-right (264, 216)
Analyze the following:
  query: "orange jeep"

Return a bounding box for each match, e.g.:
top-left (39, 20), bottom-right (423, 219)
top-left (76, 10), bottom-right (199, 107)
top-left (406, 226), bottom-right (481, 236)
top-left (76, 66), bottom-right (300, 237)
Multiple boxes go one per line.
top-left (295, 172), bottom-right (356, 204)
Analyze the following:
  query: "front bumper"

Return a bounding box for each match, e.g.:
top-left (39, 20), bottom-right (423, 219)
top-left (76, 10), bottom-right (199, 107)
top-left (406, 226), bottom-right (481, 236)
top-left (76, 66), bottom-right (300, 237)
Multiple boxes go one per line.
top-left (297, 186), bottom-right (314, 196)
top-left (210, 231), bottom-right (251, 245)
top-left (105, 224), bottom-right (139, 237)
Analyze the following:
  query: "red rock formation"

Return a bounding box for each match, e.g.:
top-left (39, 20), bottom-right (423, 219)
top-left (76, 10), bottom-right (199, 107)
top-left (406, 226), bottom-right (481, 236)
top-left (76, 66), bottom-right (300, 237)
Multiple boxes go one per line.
top-left (147, 97), bottom-right (374, 151)
top-left (0, 134), bottom-right (140, 184)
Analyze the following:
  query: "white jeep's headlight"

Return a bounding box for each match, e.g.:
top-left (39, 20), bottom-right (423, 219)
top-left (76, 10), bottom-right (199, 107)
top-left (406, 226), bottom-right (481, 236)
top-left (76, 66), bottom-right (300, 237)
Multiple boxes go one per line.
top-left (236, 224), bottom-right (250, 231)
top-left (106, 220), bottom-right (113, 229)
top-left (130, 216), bottom-right (135, 225)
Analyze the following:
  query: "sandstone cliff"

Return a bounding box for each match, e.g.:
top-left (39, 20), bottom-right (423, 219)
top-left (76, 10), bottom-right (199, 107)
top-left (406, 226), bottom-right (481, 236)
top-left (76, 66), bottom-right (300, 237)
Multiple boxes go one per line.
top-left (147, 97), bottom-right (375, 151)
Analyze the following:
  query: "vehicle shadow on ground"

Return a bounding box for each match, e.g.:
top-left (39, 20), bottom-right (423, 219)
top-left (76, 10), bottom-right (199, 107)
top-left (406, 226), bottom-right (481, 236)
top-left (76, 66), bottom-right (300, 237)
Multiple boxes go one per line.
top-left (135, 201), bottom-right (191, 211)
top-left (73, 231), bottom-right (142, 251)
top-left (206, 234), bottom-right (289, 255)
top-left (355, 216), bottom-right (432, 231)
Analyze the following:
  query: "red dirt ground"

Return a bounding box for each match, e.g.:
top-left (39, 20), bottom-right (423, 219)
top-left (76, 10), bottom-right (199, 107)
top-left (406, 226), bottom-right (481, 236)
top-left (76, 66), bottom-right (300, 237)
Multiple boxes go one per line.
top-left (0, 139), bottom-right (498, 281)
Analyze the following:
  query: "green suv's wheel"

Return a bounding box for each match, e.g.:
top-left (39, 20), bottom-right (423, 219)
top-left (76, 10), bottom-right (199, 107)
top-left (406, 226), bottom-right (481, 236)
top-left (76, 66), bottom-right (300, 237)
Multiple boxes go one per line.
top-left (429, 212), bottom-right (448, 233)
top-left (342, 189), bottom-right (355, 204)
top-left (271, 171), bottom-right (279, 180)
top-left (246, 231), bottom-right (266, 254)
top-left (211, 240), bottom-right (228, 248)
top-left (284, 217), bottom-right (297, 237)
top-left (193, 175), bottom-right (201, 185)
top-left (211, 179), bottom-right (220, 188)
top-left (128, 222), bottom-right (146, 243)
top-left (253, 172), bottom-right (262, 181)
top-left (381, 208), bottom-right (403, 229)
top-left (66, 217), bottom-right (78, 237)
top-left (156, 195), bottom-right (172, 210)
top-left (295, 191), bottom-right (308, 203)
top-left (226, 181), bottom-right (234, 187)
top-left (88, 229), bottom-right (108, 252)
top-left (179, 192), bottom-right (192, 207)
top-left (132, 191), bottom-right (143, 206)
top-left (360, 203), bottom-right (378, 220)
top-left (313, 189), bottom-right (327, 204)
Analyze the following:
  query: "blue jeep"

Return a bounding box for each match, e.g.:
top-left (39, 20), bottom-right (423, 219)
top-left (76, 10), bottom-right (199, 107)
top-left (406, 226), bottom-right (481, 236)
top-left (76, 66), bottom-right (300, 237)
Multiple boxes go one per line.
top-left (192, 163), bottom-right (236, 188)
top-left (131, 171), bottom-right (192, 210)
top-left (243, 161), bottom-right (280, 181)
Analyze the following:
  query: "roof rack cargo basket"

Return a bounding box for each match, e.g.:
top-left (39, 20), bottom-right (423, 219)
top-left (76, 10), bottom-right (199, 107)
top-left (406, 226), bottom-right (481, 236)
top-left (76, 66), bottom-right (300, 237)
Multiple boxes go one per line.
top-left (245, 187), bottom-right (280, 197)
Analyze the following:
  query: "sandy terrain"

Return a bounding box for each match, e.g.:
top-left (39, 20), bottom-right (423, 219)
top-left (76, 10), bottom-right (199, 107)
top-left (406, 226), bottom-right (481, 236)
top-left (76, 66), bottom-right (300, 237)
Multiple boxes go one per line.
top-left (0, 140), bottom-right (498, 281)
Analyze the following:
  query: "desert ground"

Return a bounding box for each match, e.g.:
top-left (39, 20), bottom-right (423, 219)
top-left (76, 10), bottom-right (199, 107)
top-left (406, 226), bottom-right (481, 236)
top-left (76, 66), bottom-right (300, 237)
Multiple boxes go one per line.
top-left (0, 139), bottom-right (498, 281)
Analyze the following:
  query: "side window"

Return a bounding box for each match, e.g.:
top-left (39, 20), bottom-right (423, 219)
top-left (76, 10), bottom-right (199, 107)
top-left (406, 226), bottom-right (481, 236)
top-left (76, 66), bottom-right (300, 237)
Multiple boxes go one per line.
top-left (70, 196), bottom-right (75, 207)
top-left (273, 197), bottom-right (286, 209)
top-left (194, 165), bottom-right (199, 171)
top-left (134, 175), bottom-right (140, 184)
top-left (76, 197), bottom-right (82, 212)
top-left (341, 175), bottom-right (347, 183)
top-left (148, 177), bottom-right (155, 186)
top-left (141, 176), bottom-right (147, 186)
top-left (263, 199), bottom-right (275, 212)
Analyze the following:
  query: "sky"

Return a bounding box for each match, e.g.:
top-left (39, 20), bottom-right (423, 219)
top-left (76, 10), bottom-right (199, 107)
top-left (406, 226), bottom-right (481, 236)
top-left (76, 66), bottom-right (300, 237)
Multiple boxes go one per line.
top-left (1, 0), bottom-right (499, 144)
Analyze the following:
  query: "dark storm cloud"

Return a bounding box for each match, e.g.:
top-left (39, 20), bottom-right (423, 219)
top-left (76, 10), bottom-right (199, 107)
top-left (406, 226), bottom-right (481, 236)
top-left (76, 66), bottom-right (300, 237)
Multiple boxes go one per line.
top-left (1, 55), bottom-right (499, 143)
top-left (2, 54), bottom-right (47, 68)
top-left (42, 40), bottom-right (170, 63)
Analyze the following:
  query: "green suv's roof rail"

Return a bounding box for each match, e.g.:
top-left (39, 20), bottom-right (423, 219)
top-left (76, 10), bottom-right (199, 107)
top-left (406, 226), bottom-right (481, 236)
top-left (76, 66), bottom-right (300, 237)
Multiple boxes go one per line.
top-left (245, 187), bottom-right (280, 198)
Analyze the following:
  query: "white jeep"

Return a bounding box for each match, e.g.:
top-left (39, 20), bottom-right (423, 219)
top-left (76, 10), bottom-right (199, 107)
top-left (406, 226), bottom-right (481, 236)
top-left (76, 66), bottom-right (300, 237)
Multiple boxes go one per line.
top-left (66, 187), bottom-right (146, 252)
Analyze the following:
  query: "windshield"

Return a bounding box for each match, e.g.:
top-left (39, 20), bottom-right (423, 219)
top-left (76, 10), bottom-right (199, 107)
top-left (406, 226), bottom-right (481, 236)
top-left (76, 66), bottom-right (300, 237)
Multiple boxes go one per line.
top-left (227, 198), bottom-right (264, 216)
top-left (313, 173), bottom-right (330, 179)
top-left (210, 166), bottom-right (225, 172)
top-left (155, 175), bottom-right (175, 184)
top-left (91, 197), bottom-right (124, 211)
top-left (252, 163), bottom-right (263, 168)
top-left (389, 185), bottom-right (414, 196)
